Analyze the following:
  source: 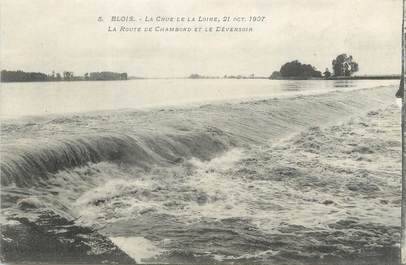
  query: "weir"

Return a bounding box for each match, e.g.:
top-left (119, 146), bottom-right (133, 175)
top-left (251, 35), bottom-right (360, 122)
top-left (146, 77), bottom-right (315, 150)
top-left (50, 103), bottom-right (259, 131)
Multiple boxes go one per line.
top-left (0, 85), bottom-right (397, 188)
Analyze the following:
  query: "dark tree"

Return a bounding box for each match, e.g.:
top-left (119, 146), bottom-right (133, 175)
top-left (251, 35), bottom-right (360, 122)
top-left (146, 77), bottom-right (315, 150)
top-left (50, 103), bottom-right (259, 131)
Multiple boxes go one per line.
top-left (120, 73), bottom-right (128, 80)
top-left (63, 71), bottom-right (74, 81)
top-left (269, 71), bottom-right (282, 79)
top-left (278, 60), bottom-right (322, 79)
top-left (323, 68), bottom-right (331, 79)
top-left (332, 54), bottom-right (359, 77)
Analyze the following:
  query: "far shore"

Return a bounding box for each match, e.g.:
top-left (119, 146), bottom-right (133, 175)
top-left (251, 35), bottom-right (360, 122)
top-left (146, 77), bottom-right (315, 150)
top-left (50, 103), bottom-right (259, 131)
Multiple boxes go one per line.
top-left (269, 75), bottom-right (401, 81)
top-left (0, 74), bottom-right (401, 83)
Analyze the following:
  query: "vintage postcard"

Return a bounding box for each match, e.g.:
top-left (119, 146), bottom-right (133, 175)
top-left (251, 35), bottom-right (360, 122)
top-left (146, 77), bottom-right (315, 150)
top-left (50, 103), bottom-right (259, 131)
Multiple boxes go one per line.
top-left (0, 0), bottom-right (405, 264)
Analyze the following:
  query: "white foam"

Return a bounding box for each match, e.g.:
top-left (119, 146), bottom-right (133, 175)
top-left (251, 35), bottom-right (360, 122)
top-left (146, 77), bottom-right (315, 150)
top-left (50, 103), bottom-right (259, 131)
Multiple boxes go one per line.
top-left (189, 148), bottom-right (243, 171)
top-left (110, 236), bottom-right (163, 263)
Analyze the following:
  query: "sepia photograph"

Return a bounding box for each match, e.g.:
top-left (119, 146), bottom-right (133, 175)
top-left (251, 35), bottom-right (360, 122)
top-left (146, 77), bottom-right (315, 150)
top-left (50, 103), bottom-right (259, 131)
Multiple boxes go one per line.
top-left (1, 0), bottom-right (406, 264)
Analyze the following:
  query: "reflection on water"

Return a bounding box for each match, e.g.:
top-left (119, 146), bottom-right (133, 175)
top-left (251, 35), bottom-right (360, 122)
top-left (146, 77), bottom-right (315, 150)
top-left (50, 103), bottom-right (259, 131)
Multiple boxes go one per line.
top-left (332, 80), bottom-right (357, 88)
top-left (0, 79), bottom-right (397, 118)
top-left (280, 80), bottom-right (359, 91)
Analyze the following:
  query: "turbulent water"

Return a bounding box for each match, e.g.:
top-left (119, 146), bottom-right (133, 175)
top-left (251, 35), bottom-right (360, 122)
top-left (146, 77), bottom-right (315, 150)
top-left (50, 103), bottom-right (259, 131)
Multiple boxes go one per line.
top-left (0, 82), bottom-right (402, 264)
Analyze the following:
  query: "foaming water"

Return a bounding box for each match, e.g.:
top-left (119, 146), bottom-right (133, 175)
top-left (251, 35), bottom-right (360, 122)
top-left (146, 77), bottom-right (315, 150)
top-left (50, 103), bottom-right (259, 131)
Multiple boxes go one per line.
top-left (0, 84), bottom-right (401, 264)
top-left (110, 237), bottom-right (164, 263)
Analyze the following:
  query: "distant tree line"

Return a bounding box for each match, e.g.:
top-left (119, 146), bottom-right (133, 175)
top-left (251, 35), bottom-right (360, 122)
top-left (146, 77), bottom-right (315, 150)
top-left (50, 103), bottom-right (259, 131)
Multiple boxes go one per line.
top-left (269, 53), bottom-right (359, 80)
top-left (1, 70), bottom-right (50, 82)
top-left (86, 72), bottom-right (128, 81)
top-left (223, 74), bottom-right (257, 79)
top-left (1, 70), bottom-right (128, 82)
top-left (189, 73), bottom-right (259, 79)
top-left (189, 74), bottom-right (221, 79)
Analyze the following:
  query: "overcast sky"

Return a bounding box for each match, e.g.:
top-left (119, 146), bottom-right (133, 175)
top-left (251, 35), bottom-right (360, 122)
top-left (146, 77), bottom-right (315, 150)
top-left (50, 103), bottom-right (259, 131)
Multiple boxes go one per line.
top-left (1, 0), bottom-right (402, 77)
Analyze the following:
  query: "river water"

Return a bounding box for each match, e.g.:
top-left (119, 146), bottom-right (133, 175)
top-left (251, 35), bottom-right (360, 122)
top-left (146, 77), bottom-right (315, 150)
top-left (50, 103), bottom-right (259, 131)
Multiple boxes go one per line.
top-left (0, 79), bottom-right (398, 118)
top-left (0, 79), bottom-right (402, 264)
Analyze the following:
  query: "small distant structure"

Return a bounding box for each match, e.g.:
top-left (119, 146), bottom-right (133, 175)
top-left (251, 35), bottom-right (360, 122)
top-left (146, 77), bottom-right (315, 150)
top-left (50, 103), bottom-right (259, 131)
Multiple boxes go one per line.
top-left (189, 74), bottom-right (203, 79)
